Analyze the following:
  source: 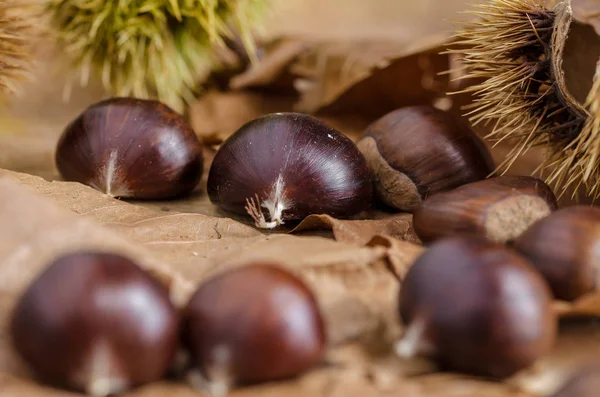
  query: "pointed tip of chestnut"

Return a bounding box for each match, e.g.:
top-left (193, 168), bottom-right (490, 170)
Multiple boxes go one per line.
top-left (398, 237), bottom-right (557, 378)
top-left (207, 112), bottom-right (373, 229)
top-left (55, 97), bottom-right (204, 200)
top-left (182, 263), bottom-right (327, 389)
top-left (357, 105), bottom-right (495, 212)
top-left (514, 205), bottom-right (600, 301)
top-left (10, 251), bottom-right (180, 395)
top-left (413, 175), bottom-right (558, 244)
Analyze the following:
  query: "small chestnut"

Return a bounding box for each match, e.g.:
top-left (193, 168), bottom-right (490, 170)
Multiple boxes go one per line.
top-left (182, 264), bottom-right (326, 394)
top-left (413, 175), bottom-right (558, 244)
top-left (357, 105), bottom-right (495, 212)
top-left (10, 251), bottom-right (180, 396)
top-left (514, 206), bottom-right (600, 301)
top-left (207, 113), bottom-right (373, 229)
top-left (55, 97), bottom-right (204, 199)
top-left (396, 237), bottom-right (557, 378)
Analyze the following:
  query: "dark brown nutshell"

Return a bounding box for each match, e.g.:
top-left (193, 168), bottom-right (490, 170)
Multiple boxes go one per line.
top-left (10, 252), bottom-right (180, 396)
top-left (413, 175), bottom-right (558, 244)
top-left (397, 237), bottom-right (557, 378)
top-left (550, 361), bottom-right (600, 397)
top-left (182, 264), bottom-right (326, 393)
top-left (514, 206), bottom-right (600, 301)
top-left (55, 97), bottom-right (204, 199)
top-left (357, 105), bottom-right (495, 212)
top-left (207, 113), bottom-right (373, 229)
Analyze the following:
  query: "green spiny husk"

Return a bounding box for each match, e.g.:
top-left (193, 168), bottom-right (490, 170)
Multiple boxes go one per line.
top-left (0, 0), bottom-right (33, 93)
top-left (47, 0), bottom-right (269, 112)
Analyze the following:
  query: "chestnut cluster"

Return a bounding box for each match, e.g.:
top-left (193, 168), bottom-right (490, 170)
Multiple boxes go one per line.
top-left (10, 253), bottom-right (326, 396)
top-left (55, 97), bottom-right (503, 230)
top-left (395, 189), bottom-right (600, 378)
top-left (344, 105), bottom-right (600, 380)
top-left (205, 105), bottom-right (503, 228)
top-left (49, 96), bottom-right (600, 389)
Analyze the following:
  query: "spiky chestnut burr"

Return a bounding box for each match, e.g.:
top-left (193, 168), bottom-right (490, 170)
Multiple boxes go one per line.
top-left (449, 0), bottom-right (600, 199)
top-left (0, 0), bottom-right (34, 92)
top-left (45, 0), bottom-right (268, 112)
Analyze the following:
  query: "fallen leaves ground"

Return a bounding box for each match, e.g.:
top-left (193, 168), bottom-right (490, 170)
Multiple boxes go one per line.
top-left (2, 1), bottom-right (600, 397)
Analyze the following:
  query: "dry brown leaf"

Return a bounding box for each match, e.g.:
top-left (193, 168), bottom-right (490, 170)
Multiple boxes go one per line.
top-left (290, 213), bottom-right (419, 246)
top-left (4, 170), bottom-right (257, 234)
top-left (367, 235), bottom-right (426, 280)
top-left (229, 39), bottom-right (309, 91)
top-left (554, 294), bottom-right (600, 318)
top-left (189, 91), bottom-right (297, 145)
top-left (188, 89), bottom-right (378, 147)
top-left (208, 34), bottom-right (454, 119)
top-left (291, 35), bottom-right (452, 116)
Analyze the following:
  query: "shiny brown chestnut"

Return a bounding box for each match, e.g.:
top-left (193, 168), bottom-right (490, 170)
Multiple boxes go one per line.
top-left (396, 237), bottom-right (557, 378)
top-left (10, 252), bottom-right (180, 396)
top-left (56, 97), bottom-right (204, 199)
top-left (413, 175), bottom-right (558, 244)
top-left (514, 206), bottom-right (600, 301)
top-left (357, 105), bottom-right (495, 212)
top-left (207, 113), bottom-right (373, 229)
top-left (182, 264), bottom-right (326, 395)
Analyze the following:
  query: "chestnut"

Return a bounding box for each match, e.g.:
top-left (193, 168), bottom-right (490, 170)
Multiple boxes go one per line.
top-left (513, 206), bottom-right (600, 301)
top-left (182, 264), bottom-right (326, 394)
top-left (10, 251), bottom-right (180, 396)
top-left (396, 237), bottom-right (556, 378)
top-left (413, 175), bottom-right (558, 244)
top-left (207, 113), bottom-right (373, 229)
top-left (357, 106), bottom-right (495, 212)
top-left (55, 97), bottom-right (204, 199)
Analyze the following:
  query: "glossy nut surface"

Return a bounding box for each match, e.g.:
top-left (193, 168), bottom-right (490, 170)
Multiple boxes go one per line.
top-left (413, 175), bottom-right (558, 243)
top-left (182, 264), bottom-right (327, 386)
top-left (56, 97), bottom-right (204, 199)
top-left (398, 237), bottom-right (557, 378)
top-left (514, 206), bottom-right (600, 301)
top-left (10, 252), bottom-right (180, 396)
top-left (357, 106), bottom-right (494, 212)
top-left (207, 113), bottom-right (373, 229)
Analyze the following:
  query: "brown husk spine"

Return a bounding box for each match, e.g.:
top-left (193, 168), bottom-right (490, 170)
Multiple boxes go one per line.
top-left (448, 0), bottom-right (600, 199)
